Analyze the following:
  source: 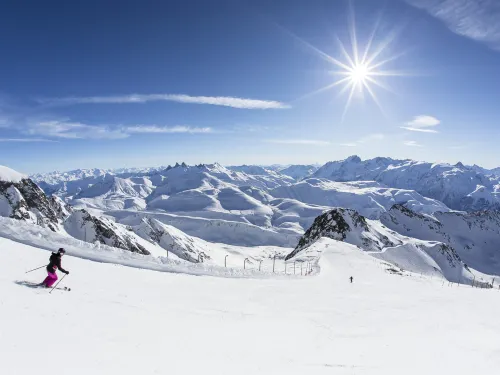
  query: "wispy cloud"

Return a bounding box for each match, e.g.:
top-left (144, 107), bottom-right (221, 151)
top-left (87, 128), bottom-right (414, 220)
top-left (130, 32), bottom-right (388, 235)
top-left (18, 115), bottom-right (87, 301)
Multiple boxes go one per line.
top-left (401, 115), bottom-right (440, 133)
top-left (340, 134), bottom-right (385, 146)
top-left (404, 140), bottom-right (424, 147)
top-left (20, 120), bottom-right (215, 140)
top-left (405, 0), bottom-right (500, 49)
top-left (339, 142), bottom-right (358, 147)
top-left (26, 120), bottom-right (128, 140)
top-left (124, 125), bottom-right (212, 134)
top-left (0, 138), bottom-right (57, 142)
top-left (401, 127), bottom-right (439, 133)
top-left (264, 139), bottom-right (331, 146)
top-left (38, 94), bottom-right (290, 110)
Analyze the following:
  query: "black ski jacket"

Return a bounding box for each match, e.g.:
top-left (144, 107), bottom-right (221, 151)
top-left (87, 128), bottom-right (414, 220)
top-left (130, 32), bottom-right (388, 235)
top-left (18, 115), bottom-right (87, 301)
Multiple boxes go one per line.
top-left (46, 253), bottom-right (68, 274)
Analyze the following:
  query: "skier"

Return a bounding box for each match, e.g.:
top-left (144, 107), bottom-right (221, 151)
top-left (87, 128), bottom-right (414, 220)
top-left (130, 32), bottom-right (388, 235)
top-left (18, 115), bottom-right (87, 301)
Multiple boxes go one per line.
top-left (40, 248), bottom-right (69, 288)
top-left (350, 276), bottom-right (353, 283)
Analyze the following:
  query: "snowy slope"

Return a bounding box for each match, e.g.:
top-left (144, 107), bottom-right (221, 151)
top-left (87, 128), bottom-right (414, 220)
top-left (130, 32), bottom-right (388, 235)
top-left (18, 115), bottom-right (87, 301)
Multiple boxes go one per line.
top-left (1, 169), bottom-right (70, 231)
top-left (314, 155), bottom-right (499, 211)
top-left (381, 205), bottom-right (500, 275)
top-left (271, 178), bottom-right (450, 219)
top-left (113, 210), bottom-right (300, 247)
top-left (64, 209), bottom-right (151, 255)
top-left (71, 175), bottom-right (153, 210)
top-left (287, 208), bottom-right (483, 285)
top-left (3, 237), bottom-right (500, 375)
top-left (278, 164), bottom-right (319, 180)
top-left (0, 165), bottom-right (26, 182)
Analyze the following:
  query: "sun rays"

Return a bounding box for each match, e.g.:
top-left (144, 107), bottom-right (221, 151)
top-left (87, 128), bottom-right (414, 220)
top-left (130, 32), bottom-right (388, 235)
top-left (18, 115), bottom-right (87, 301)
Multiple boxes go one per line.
top-left (289, 3), bottom-right (409, 121)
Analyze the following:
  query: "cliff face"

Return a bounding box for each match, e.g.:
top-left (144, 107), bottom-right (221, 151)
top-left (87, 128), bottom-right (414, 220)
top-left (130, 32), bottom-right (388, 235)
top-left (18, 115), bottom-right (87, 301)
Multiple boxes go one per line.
top-left (286, 208), bottom-right (402, 260)
top-left (0, 178), bottom-right (71, 232)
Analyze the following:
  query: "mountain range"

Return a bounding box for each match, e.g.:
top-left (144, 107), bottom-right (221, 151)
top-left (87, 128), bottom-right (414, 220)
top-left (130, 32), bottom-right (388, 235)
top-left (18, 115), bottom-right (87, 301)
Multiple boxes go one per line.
top-left (2, 155), bottom-right (500, 284)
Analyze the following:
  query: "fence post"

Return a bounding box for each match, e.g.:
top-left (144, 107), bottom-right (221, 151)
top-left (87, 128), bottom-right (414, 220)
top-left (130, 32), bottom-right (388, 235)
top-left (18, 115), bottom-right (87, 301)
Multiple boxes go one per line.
top-left (472, 276), bottom-right (476, 288)
top-left (259, 260), bottom-right (263, 271)
top-left (225, 255), bottom-right (228, 268)
top-left (284, 263), bottom-right (287, 275)
top-left (244, 258), bottom-right (249, 270)
top-left (273, 255), bottom-right (276, 273)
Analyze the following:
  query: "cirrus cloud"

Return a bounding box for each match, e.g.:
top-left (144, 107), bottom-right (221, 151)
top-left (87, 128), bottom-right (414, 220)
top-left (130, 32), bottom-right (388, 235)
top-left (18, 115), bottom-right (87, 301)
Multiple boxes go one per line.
top-left (38, 93), bottom-right (290, 110)
top-left (405, 0), bottom-right (500, 50)
top-left (21, 119), bottom-right (214, 140)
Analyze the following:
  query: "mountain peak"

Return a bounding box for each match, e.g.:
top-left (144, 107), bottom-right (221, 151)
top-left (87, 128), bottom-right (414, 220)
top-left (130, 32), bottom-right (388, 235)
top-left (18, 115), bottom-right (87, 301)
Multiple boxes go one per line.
top-left (0, 166), bottom-right (26, 183)
top-left (346, 155), bottom-right (362, 163)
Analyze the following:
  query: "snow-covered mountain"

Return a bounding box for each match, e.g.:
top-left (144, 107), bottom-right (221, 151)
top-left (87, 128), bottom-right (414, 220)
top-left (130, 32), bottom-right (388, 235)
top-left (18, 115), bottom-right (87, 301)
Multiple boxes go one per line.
top-left (71, 175), bottom-right (154, 210)
top-left (30, 166), bottom-right (168, 185)
top-left (286, 207), bottom-right (481, 285)
top-left (381, 205), bottom-right (500, 275)
top-left (0, 166), bottom-right (71, 231)
top-left (226, 164), bottom-right (295, 187)
top-left (14, 157), bottom-right (500, 277)
top-left (278, 164), bottom-right (319, 180)
top-left (470, 164), bottom-right (500, 177)
top-left (313, 155), bottom-right (500, 211)
top-left (64, 209), bottom-right (151, 255)
top-left (271, 178), bottom-right (450, 219)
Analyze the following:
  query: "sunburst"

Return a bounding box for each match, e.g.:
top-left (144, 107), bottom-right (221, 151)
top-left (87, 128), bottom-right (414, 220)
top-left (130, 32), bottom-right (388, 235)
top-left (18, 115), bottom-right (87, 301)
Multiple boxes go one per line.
top-left (290, 4), bottom-right (409, 120)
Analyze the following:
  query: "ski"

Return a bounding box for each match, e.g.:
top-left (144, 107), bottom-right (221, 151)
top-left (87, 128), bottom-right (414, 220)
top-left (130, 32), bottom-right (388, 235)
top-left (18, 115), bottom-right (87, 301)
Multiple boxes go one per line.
top-left (15, 280), bottom-right (71, 291)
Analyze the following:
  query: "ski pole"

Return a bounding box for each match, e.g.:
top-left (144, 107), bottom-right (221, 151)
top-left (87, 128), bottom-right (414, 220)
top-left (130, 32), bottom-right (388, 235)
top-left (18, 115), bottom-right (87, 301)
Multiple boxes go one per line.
top-left (25, 265), bottom-right (47, 274)
top-left (49, 274), bottom-right (67, 294)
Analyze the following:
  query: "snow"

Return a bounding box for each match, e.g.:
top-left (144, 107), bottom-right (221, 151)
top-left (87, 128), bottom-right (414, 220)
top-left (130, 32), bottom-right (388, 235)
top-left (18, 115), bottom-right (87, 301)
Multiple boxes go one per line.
top-left (313, 155), bottom-right (499, 211)
top-left (2, 237), bottom-right (500, 374)
top-left (381, 206), bottom-right (500, 276)
top-left (0, 165), bottom-right (26, 183)
top-left (0, 217), bottom-right (292, 276)
top-left (271, 178), bottom-right (450, 218)
top-left (278, 164), bottom-right (319, 180)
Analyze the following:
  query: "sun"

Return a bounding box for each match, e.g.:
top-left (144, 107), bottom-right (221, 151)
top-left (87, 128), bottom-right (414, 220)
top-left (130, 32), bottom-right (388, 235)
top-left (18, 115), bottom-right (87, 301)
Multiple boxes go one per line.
top-left (349, 63), bottom-right (371, 85)
top-left (289, 5), bottom-right (408, 120)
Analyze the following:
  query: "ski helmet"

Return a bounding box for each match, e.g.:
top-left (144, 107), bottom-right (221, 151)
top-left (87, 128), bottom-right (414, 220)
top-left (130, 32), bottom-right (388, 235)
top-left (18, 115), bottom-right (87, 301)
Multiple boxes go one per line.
top-left (58, 248), bottom-right (66, 254)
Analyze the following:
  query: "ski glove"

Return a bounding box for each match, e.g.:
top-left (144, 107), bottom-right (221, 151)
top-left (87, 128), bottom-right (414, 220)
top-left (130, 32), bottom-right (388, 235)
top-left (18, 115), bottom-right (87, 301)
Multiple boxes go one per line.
top-left (65, 270), bottom-right (70, 275)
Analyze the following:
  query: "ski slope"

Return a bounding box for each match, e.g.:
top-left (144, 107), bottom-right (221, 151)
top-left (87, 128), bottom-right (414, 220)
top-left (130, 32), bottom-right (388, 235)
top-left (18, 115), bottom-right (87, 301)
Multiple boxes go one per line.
top-left (2, 237), bottom-right (500, 375)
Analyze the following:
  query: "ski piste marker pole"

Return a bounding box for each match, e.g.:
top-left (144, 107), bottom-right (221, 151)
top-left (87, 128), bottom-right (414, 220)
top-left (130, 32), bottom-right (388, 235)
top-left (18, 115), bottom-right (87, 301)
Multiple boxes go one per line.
top-left (49, 274), bottom-right (67, 294)
top-left (25, 265), bottom-right (47, 274)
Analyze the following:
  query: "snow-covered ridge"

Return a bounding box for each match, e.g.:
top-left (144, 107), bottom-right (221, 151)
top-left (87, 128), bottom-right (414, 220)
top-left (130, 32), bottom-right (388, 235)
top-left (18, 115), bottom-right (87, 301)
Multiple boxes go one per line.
top-left (1, 170), bottom-right (70, 231)
top-left (277, 164), bottom-right (319, 180)
top-left (313, 155), bottom-right (500, 211)
top-left (381, 204), bottom-right (500, 276)
top-left (286, 207), bottom-right (485, 285)
top-left (270, 178), bottom-right (450, 219)
top-left (0, 165), bottom-right (26, 183)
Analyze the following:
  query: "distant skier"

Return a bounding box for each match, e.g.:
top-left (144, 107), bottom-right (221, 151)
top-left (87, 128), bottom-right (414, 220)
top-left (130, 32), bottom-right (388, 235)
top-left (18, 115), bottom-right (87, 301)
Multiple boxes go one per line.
top-left (40, 248), bottom-right (69, 288)
top-left (350, 276), bottom-right (353, 283)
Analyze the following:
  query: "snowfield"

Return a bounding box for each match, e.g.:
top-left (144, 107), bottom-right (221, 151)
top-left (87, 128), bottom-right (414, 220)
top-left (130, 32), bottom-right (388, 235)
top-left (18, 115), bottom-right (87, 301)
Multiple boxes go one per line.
top-left (2, 237), bottom-right (500, 375)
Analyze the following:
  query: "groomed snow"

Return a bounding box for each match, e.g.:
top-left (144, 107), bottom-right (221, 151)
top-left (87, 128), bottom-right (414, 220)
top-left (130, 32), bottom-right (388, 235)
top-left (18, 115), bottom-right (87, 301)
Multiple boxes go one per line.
top-left (2, 237), bottom-right (500, 374)
top-left (0, 165), bottom-right (26, 183)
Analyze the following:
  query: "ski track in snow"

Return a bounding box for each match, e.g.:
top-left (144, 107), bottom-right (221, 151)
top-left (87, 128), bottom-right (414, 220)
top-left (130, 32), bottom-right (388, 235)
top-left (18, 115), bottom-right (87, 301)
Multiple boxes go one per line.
top-left (2, 237), bottom-right (500, 375)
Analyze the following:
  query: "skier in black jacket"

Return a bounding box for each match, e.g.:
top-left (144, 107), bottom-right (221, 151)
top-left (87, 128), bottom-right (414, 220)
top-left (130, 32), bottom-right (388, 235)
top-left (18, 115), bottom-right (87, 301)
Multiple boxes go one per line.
top-left (41, 248), bottom-right (69, 287)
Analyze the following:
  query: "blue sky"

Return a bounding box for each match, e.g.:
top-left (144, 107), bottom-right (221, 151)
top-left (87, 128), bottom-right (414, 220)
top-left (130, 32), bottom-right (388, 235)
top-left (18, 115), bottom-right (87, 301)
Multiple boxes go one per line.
top-left (1, 0), bottom-right (500, 173)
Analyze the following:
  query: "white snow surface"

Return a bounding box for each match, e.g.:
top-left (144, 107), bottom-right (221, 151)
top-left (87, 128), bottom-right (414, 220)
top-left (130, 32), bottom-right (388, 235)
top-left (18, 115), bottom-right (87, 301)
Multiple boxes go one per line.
top-left (313, 155), bottom-right (499, 211)
top-left (271, 178), bottom-right (450, 219)
top-left (3, 237), bottom-right (500, 374)
top-left (0, 165), bottom-right (26, 183)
